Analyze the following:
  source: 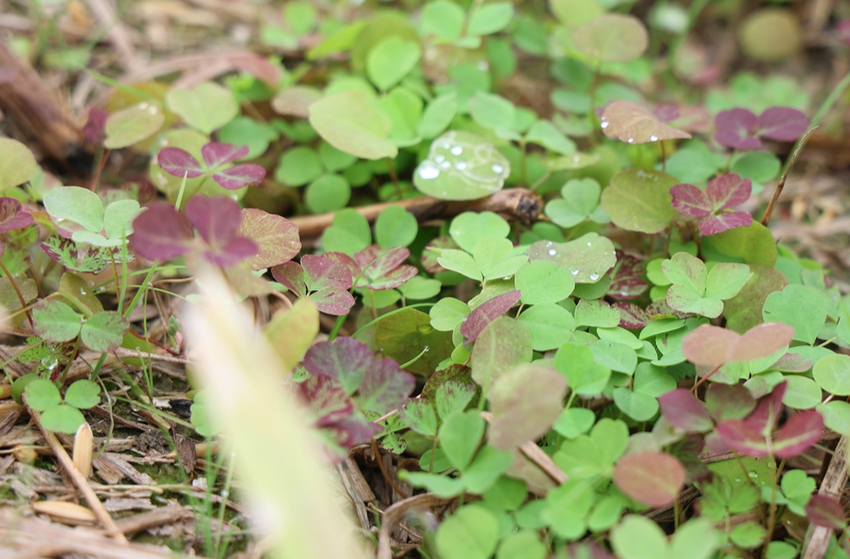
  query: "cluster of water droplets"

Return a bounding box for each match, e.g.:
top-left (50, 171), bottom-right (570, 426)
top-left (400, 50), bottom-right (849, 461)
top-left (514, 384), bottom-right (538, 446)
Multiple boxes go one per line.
top-left (599, 119), bottom-right (660, 144)
top-left (413, 131), bottom-right (511, 199)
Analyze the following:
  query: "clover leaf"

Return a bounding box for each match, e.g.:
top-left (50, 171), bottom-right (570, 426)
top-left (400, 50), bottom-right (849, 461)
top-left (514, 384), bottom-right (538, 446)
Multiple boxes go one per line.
top-left (158, 142), bottom-right (266, 191)
top-left (714, 106), bottom-right (808, 151)
top-left (671, 174), bottom-right (753, 236)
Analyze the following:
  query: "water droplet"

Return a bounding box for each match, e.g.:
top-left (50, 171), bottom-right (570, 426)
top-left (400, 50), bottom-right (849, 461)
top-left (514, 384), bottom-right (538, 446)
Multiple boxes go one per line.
top-left (221, 490), bottom-right (229, 498)
top-left (548, 249), bottom-right (557, 256)
top-left (435, 154), bottom-right (446, 163)
top-left (41, 357), bottom-right (58, 370)
top-left (570, 269), bottom-right (579, 276)
top-left (424, 346), bottom-right (430, 352)
top-left (455, 161), bottom-right (467, 170)
top-left (748, 470), bottom-right (758, 478)
top-left (587, 241), bottom-right (592, 246)
top-left (734, 478), bottom-right (741, 482)
top-left (80, 290), bottom-right (86, 295)
top-left (600, 121), bottom-right (609, 129)
top-left (620, 288), bottom-right (629, 296)
top-left (502, 277), bottom-right (511, 281)
top-left (649, 135), bottom-right (658, 142)
top-left (450, 146), bottom-right (463, 155)
top-left (441, 142), bottom-right (451, 149)
top-left (439, 161), bottom-right (451, 169)
top-left (545, 241), bottom-right (553, 246)
top-left (589, 272), bottom-right (600, 281)
top-left (491, 164), bottom-right (504, 174)
top-left (627, 137), bottom-right (634, 144)
top-left (418, 164), bottom-right (440, 180)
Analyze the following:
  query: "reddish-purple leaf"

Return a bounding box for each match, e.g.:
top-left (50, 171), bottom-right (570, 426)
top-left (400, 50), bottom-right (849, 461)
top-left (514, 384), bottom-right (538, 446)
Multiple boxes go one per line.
top-left (727, 322), bottom-right (795, 363)
top-left (461, 290), bottom-right (522, 344)
top-left (354, 245), bottom-right (417, 290)
top-left (671, 183), bottom-right (712, 218)
top-left (309, 288), bottom-right (355, 316)
top-left (612, 451), bottom-right (686, 507)
top-left (129, 203), bottom-right (194, 261)
top-left (357, 358), bottom-right (415, 414)
top-left (212, 163), bottom-right (266, 190)
top-left (646, 299), bottom-right (693, 319)
top-left (303, 337), bottom-right (374, 395)
top-left (297, 375), bottom-right (353, 427)
top-left (201, 142), bottom-right (249, 169)
top-left (715, 108), bottom-right (760, 150)
top-left (185, 195), bottom-right (242, 246)
top-left (705, 383), bottom-right (756, 422)
top-left (157, 147), bottom-right (204, 178)
top-left (707, 174), bottom-right (752, 211)
top-left (303, 254), bottom-right (353, 292)
top-left (715, 418), bottom-right (769, 457)
top-left (659, 389), bottom-right (714, 432)
top-left (756, 107), bottom-right (808, 142)
top-left (613, 302), bottom-right (650, 329)
top-left (682, 324), bottom-right (740, 367)
top-left (0, 197), bottom-right (33, 232)
top-left (325, 411), bottom-right (383, 449)
top-left (772, 410), bottom-right (824, 458)
top-left (301, 255), bottom-right (355, 315)
top-left (271, 261), bottom-right (307, 298)
top-left (323, 252), bottom-right (360, 284)
top-left (205, 236), bottom-right (257, 266)
top-left (237, 209), bottom-right (301, 270)
top-left (607, 251), bottom-right (647, 300)
top-left (743, 381), bottom-right (787, 435)
top-left (697, 211), bottom-right (753, 236)
top-left (805, 494), bottom-right (847, 530)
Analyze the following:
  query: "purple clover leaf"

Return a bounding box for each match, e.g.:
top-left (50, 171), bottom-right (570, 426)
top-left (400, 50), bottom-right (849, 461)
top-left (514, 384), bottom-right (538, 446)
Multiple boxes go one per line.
top-left (714, 381), bottom-right (824, 459)
top-left (0, 198), bottom-right (34, 233)
top-left (184, 196), bottom-right (257, 266)
top-left (671, 173), bottom-right (753, 236)
top-left (157, 142), bottom-right (266, 190)
top-left (461, 290), bottom-right (522, 344)
top-left (322, 246), bottom-right (418, 291)
top-left (607, 250), bottom-right (647, 300)
top-left (130, 195), bottom-right (256, 266)
top-left (353, 245), bottom-right (418, 290)
top-left (296, 375), bottom-right (382, 452)
top-left (271, 255), bottom-right (355, 316)
top-left (303, 337), bottom-right (415, 414)
top-left (714, 107), bottom-right (808, 151)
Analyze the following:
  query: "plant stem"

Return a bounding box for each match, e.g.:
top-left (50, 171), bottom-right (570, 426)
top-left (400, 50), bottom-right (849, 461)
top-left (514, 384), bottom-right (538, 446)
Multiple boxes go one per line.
top-left (0, 258), bottom-right (33, 328)
top-left (761, 126), bottom-right (817, 226)
top-left (386, 157), bottom-right (403, 200)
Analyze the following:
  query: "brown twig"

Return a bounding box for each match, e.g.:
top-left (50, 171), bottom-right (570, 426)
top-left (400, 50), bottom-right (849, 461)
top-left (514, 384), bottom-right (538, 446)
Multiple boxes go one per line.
top-left (26, 401), bottom-right (128, 544)
top-left (290, 188), bottom-right (542, 245)
top-left (801, 435), bottom-right (848, 559)
top-left (761, 127), bottom-right (817, 226)
top-left (377, 493), bottom-right (454, 559)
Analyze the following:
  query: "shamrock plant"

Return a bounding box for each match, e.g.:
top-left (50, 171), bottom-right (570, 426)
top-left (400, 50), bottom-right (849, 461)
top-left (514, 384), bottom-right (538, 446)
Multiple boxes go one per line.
top-left (6, 1), bottom-right (850, 559)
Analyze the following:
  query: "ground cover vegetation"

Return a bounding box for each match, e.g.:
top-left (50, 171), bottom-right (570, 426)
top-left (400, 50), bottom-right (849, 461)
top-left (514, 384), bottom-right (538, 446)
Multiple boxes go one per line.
top-left (2, 0), bottom-right (850, 558)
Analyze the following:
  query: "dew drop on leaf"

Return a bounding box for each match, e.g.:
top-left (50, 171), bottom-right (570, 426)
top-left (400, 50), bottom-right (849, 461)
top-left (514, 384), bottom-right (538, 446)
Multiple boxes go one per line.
top-left (451, 146), bottom-right (463, 155)
top-left (627, 137), bottom-right (634, 143)
top-left (601, 120), bottom-right (610, 129)
top-left (571, 269), bottom-right (579, 276)
top-left (456, 161), bottom-right (467, 170)
top-left (440, 161), bottom-right (451, 169)
top-left (650, 135), bottom-right (658, 142)
top-left (589, 272), bottom-right (600, 281)
top-left (548, 249), bottom-right (557, 256)
top-left (418, 164), bottom-right (440, 180)
top-left (491, 164), bottom-right (504, 173)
